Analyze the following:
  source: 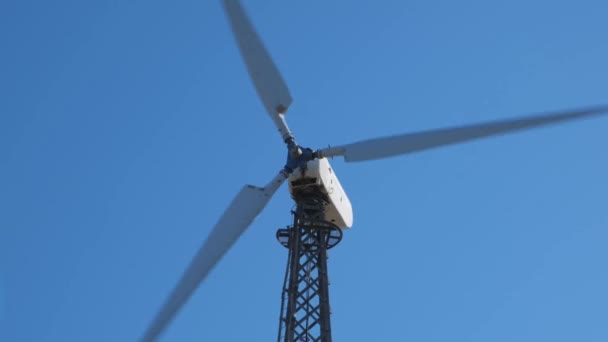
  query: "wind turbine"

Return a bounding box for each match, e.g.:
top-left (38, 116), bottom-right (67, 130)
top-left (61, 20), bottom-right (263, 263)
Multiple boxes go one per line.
top-left (141, 1), bottom-right (607, 341)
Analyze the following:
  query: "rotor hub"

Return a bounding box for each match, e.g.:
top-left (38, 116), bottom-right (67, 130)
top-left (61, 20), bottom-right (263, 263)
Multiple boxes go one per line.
top-left (284, 138), bottom-right (317, 173)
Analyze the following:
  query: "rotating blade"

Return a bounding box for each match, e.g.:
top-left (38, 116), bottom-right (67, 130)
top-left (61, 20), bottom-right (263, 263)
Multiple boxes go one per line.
top-left (141, 171), bottom-right (287, 342)
top-left (223, 0), bottom-right (293, 116)
top-left (318, 105), bottom-right (608, 162)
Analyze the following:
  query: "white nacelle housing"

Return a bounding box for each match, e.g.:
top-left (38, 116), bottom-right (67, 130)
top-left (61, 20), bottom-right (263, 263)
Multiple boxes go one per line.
top-left (288, 158), bottom-right (353, 229)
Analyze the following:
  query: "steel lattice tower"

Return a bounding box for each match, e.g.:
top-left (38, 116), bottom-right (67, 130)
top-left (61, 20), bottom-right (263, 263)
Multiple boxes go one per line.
top-left (276, 196), bottom-right (343, 342)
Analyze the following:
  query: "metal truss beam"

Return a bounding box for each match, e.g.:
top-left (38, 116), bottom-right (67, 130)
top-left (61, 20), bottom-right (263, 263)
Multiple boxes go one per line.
top-left (276, 197), bottom-right (342, 342)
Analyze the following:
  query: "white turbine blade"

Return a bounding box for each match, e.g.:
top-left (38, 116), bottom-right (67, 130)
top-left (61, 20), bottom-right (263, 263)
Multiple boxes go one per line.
top-left (223, 0), bottom-right (293, 120)
top-left (319, 105), bottom-right (608, 162)
top-left (141, 171), bottom-right (287, 342)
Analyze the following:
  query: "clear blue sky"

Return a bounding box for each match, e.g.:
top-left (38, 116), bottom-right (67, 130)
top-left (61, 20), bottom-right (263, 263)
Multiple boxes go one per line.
top-left (2, 0), bottom-right (607, 341)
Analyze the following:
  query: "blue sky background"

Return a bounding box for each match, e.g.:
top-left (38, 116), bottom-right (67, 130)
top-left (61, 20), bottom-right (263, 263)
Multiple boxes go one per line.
top-left (1, 0), bottom-right (608, 341)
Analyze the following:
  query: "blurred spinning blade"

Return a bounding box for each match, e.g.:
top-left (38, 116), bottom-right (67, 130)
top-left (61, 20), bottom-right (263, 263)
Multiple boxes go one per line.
top-left (141, 171), bottom-right (287, 341)
top-left (318, 105), bottom-right (608, 162)
top-left (223, 0), bottom-right (293, 116)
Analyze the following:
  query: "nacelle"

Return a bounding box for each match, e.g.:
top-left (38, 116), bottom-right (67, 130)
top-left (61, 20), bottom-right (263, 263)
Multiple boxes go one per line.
top-left (288, 158), bottom-right (353, 229)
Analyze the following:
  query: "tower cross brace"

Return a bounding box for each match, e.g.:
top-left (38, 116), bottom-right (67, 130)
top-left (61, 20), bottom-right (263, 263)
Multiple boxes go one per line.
top-left (276, 196), bottom-right (343, 342)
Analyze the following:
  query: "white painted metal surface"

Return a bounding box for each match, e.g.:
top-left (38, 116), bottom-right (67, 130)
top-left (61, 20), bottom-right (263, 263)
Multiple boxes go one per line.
top-left (288, 158), bottom-right (353, 229)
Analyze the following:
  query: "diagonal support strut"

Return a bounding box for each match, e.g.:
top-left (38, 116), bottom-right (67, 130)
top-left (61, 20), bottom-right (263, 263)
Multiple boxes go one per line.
top-left (276, 196), bottom-right (343, 342)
